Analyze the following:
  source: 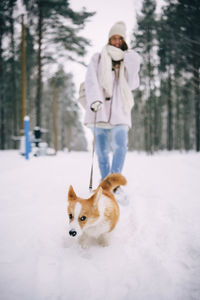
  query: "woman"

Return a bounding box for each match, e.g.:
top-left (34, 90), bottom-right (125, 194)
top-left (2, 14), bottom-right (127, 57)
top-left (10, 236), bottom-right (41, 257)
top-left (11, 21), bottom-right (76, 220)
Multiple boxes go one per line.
top-left (84, 21), bottom-right (141, 202)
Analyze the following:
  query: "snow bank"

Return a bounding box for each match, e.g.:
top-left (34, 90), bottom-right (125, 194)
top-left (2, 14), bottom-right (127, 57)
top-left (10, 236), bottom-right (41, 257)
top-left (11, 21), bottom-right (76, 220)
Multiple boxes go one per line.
top-left (0, 150), bottom-right (200, 300)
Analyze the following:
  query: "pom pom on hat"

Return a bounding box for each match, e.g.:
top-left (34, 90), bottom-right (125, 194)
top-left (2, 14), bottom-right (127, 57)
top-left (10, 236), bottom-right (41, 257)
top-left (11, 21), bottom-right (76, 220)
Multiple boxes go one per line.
top-left (108, 21), bottom-right (127, 40)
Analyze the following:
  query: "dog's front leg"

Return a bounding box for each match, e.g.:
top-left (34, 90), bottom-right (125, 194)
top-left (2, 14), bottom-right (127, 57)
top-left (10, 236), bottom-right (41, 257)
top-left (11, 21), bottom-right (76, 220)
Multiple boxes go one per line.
top-left (98, 233), bottom-right (110, 247)
top-left (78, 232), bottom-right (90, 249)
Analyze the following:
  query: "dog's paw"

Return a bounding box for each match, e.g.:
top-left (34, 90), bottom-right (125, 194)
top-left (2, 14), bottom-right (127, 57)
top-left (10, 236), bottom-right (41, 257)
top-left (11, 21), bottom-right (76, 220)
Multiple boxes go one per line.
top-left (98, 234), bottom-right (110, 247)
top-left (78, 234), bottom-right (90, 249)
top-left (79, 241), bottom-right (89, 249)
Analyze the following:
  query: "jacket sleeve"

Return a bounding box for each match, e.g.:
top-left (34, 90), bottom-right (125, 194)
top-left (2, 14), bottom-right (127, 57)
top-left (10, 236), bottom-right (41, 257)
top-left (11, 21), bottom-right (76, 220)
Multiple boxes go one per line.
top-left (124, 50), bottom-right (141, 90)
top-left (85, 53), bottom-right (104, 109)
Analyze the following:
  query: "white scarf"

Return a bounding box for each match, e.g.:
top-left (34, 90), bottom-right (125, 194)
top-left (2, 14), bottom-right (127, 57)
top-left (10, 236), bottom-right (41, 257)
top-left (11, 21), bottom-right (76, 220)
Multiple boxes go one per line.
top-left (98, 45), bottom-right (134, 113)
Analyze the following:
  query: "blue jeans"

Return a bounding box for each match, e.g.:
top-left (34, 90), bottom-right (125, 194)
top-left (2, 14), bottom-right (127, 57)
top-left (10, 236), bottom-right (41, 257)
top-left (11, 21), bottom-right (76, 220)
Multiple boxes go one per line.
top-left (93, 125), bottom-right (128, 180)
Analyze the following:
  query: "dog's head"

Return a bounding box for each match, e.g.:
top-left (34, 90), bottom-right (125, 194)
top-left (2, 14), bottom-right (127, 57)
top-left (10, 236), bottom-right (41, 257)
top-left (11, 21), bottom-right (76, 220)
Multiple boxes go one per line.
top-left (67, 186), bottom-right (102, 238)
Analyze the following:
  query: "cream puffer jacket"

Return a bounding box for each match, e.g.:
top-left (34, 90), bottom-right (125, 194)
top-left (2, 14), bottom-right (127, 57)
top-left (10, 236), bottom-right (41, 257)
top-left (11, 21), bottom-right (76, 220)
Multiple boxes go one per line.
top-left (84, 50), bottom-right (141, 128)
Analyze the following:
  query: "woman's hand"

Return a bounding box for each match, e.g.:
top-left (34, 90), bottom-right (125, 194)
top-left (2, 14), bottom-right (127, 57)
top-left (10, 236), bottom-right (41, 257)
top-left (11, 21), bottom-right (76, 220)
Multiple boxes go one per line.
top-left (90, 101), bottom-right (102, 112)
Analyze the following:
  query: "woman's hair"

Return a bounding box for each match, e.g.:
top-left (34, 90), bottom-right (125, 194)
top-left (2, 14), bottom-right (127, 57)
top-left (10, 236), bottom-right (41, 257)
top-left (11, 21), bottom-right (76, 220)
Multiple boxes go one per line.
top-left (108, 38), bottom-right (128, 51)
top-left (121, 40), bottom-right (128, 51)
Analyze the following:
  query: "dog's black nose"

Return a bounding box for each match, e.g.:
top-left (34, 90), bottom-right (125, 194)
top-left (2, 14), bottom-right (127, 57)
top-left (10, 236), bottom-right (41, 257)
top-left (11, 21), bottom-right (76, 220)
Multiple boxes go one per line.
top-left (69, 230), bottom-right (77, 237)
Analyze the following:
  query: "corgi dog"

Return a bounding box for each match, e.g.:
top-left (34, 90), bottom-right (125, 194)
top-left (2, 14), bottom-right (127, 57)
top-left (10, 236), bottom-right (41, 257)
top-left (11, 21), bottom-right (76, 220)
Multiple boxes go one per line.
top-left (67, 173), bottom-right (127, 247)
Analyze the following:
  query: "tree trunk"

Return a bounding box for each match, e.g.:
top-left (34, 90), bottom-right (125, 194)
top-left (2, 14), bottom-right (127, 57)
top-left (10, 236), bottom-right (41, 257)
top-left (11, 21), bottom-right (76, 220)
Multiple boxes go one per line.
top-left (148, 97), bottom-right (153, 153)
top-left (192, 49), bottom-right (200, 151)
top-left (21, 15), bottom-right (26, 134)
top-left (144, 105), bottom-right (149, 152)
top-left (53, 83), bottom-right (58, 153)
top-left (183, 89), bottom-right (190, 151)
top-left (174, 82), bottom-right (181, 150)
top-left (146, 39), bottom-right (154, 154)
top-left (61, 103), bottom-right (65, 150)
top-left (153, 96), bottom-right (161, 151)
top-left (167, 72), bottom-right (173, 150)
top-left (9, 4), bottom-right (18, 147)
top-left (0, 28), bottom-right (5, 149)
top-left (36, 5), bottom-right (43, 127)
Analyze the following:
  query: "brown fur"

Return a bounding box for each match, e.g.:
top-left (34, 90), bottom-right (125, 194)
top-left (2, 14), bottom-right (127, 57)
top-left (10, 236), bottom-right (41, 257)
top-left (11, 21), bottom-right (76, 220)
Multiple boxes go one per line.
top-left (99, 173), bottom-right (127, 192)
top-left (67, 173), bottom-right (126, 239)
top-left (67, 194), bottom-right (100, 229)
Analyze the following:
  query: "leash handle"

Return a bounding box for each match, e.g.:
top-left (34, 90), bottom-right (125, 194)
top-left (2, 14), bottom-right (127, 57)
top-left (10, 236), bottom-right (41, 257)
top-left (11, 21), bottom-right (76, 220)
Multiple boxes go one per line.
top-left (89, 111), bottom-right (97, 191)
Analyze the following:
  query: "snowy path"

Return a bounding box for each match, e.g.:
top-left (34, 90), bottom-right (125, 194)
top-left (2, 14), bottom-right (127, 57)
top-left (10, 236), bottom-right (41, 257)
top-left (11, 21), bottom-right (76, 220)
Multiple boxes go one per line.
top-left (0, 150), bottom-right (200, 300)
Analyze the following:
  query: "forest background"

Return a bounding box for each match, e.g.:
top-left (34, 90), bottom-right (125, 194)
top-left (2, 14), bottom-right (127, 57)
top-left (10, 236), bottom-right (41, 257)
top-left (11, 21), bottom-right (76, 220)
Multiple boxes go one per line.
top-left (0, 0), bottom-right (199, 153)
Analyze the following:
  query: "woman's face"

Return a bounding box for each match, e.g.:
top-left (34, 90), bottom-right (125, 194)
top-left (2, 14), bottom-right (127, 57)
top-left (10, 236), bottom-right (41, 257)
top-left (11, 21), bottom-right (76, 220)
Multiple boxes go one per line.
top-left (109, 35), bottom-right (123, 48)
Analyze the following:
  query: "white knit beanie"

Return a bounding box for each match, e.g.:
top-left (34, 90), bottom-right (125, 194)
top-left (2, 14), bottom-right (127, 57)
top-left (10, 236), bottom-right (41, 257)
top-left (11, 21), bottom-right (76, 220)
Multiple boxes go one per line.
top-left (108, 21), bottom-right (127, 40)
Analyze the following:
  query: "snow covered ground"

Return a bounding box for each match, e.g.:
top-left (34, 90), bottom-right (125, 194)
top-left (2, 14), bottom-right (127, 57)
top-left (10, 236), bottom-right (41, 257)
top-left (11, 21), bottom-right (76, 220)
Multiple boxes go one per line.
top-left (0, 150), bottom-right (200, 300)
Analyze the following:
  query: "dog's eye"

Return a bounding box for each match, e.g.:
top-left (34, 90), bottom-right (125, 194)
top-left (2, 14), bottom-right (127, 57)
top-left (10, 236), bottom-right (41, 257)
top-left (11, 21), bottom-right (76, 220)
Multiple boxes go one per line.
top-left (80, 216), bottom-right (86, 221)
top-left (69, 214), bottom-right (73, 219)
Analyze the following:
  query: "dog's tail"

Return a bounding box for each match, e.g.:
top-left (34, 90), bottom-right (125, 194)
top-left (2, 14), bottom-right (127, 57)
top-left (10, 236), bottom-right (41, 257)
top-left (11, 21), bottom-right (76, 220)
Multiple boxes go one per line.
top-left (99, 173), bottom-right (127, 192)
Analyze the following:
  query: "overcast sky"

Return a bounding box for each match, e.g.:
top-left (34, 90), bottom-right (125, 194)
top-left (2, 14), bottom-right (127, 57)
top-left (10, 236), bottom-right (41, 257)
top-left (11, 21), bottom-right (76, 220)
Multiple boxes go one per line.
top-left (71, 0), bottom-right (139, 53)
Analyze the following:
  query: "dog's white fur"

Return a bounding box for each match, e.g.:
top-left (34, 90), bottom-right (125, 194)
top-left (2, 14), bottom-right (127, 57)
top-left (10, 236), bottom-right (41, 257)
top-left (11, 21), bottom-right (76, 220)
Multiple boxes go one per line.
top-left (67, 173), bottom-right (126, 247)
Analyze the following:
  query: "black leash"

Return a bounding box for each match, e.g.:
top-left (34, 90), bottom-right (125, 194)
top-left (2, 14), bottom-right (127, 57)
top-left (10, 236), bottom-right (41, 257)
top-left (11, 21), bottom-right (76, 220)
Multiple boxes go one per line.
top-left (89, 110), bottom-right (97, 191)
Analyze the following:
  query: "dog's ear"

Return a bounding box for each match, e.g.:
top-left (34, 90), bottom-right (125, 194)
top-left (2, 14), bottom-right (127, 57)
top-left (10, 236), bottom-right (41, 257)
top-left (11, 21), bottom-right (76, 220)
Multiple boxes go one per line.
top-left (91, 186), bottom-right (102, 208)
top-left (68, 185), bottom-right (77, 201)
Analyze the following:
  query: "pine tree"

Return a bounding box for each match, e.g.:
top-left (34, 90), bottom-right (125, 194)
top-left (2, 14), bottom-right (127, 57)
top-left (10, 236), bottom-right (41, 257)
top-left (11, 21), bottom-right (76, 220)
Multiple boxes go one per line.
top-left (7, 0), bottom-right (18, 145)
top-left (130, 0), bottom-right (158, 153)
top-left (129, 0), bottom-right (199, 152)
top-left (159, 0), bottom-right (200, 151)
top-left (157, 4), bottom-right (178, 150)
top-left (175, 0), bottom-right (200, 151)
top-left (24, 0), bottom-right (95, 127)
top-left (0, 0), bottom-right (9, 149)
top-left (44, 67), bottom-right (87, 151)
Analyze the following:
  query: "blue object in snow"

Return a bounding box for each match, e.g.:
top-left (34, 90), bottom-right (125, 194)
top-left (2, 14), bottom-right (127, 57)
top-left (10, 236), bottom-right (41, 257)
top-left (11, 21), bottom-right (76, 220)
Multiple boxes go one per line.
top-left (24, 116), bottom-right (31, 160)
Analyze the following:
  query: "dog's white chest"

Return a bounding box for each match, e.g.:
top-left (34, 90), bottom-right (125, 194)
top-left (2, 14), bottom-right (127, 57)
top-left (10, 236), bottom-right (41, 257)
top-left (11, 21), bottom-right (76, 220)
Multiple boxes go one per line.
top-left (85, 219), bottom-right (110, 237)
top-left (84, 195), bottom-right (111, 237)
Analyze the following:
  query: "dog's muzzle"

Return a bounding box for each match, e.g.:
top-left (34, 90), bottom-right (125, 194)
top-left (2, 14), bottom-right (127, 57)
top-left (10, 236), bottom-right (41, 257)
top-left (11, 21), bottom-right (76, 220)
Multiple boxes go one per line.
top-left (69, 229), bottom-right (77, 237)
